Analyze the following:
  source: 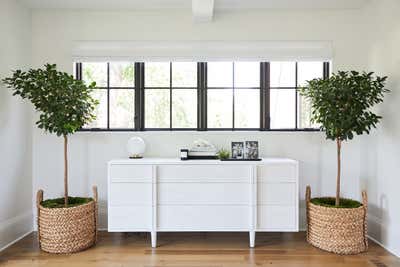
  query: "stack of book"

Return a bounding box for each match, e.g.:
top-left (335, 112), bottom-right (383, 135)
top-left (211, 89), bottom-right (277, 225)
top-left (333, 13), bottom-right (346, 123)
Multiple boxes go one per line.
top-left (188, 139), bottom-right (218, 160)
top-left (188, 150), bottom-right (217, 160)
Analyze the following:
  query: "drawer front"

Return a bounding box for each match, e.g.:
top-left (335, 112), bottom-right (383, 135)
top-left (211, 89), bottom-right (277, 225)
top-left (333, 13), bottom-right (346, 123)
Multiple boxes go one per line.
top-left (257, 183), bottom-right (296, 205)
top-left (257, 206), bottom-right (296, 231)
top-left (108, 206), bottom-right (151, 231)
top-left (257, 163), bottom-right (296, 182)
top-left (158, 205), bottom-right (249, 230)
top-left (109, 164), bottom-right (152, 181)
top-left (158, 183), bottom-right (250, 205)
top-left (109, 183), bottom-right (152, 206)
top-left (158, 165), bottom-right (251, 182)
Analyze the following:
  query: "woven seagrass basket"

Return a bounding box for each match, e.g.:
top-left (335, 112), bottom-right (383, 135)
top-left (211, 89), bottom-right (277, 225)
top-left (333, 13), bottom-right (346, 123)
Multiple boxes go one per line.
top-left (306, 186), bottom-right (368, 255)
top-left (36, 186), bottom-right (98, 254)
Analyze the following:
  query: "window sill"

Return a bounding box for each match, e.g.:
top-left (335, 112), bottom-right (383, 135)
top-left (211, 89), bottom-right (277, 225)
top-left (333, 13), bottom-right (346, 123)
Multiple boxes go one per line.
top-left (77, 128), bottom-right (322, 133)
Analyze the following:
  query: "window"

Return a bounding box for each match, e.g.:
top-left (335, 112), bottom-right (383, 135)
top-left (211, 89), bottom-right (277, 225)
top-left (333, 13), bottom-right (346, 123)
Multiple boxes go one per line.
top-left (76, 61), bottom-right (329, 131)
top-left (269, 61), bottom-right (325, 129)
top-left (207, 62), bottom-right (260, 129)
top-left (144, 62), bottom-right (197, 129)
top-left (297, 62), bottom-right (324, 129)
top-left (81, 62), bottom-right (135, 129)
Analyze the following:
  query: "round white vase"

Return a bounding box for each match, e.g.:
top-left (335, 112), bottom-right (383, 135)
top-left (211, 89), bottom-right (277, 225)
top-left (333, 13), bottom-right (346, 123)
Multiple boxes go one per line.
top-left (127, 137), bottom-right (146, 158)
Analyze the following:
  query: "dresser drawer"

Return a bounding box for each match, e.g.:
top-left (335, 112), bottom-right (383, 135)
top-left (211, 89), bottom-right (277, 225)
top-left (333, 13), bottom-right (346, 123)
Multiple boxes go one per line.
top-left (158, 165), bottom-right (251, 182)
top-left (257, 163), bottom-right (297, 182)
top-left (109, 164), bottom-right (152, 182)
top-left (109, 183), bottom-right (152, 206)
top-left (108, 206), bottom-right (151, 231)
top-left (257, 183), bottom-right (296, 205)
top-left (158, 205), bottom-right (249, 230)
top-left (158, 183), bottom-right (250, 205)
top-left (257, 205), bottom-right (296, 231)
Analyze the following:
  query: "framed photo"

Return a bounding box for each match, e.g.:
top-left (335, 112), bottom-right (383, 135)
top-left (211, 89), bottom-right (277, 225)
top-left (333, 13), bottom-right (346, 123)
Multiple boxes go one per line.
top-left (245, 141), bottom-right (259, 159)
top-left (231, 142), bottom-right (244, 159)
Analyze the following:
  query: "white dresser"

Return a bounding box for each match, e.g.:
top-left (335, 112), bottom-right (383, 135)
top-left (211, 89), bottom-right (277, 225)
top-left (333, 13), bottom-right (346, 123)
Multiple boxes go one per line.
top-left (107, 158), bottom-right (299, 247)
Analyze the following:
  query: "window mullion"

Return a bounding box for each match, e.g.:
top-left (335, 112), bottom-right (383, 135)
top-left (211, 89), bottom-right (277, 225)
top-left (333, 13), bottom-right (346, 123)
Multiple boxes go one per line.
top-left (260, 62), bottom-right (270, 130)
top-left (232, 62), bottom-right (235, 129)
top-left (134, 62), bottom-right (145, 131)
top-left (197, 62), bottom-right (207, 131)
top-left (107, 62), bottom-right (110, 130)
top-left (198, 62), bottom-right (202, 130)
top-left (295, 62), bottom-right (298, 130)
top-left (203, 63), bottom-right (207, 130)
top-left (76, 62), bottom-right (82, 80)
top-left (169, 62), bottom-right (173, 129)
top-left (323, 62), bottom-right (330, 79)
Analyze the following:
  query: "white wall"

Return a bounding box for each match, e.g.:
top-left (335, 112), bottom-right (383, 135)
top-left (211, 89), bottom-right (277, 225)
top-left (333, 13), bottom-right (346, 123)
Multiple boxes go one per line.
top-left (30, 8), bottom-right (369, 230)
top-left (3, 0), bottom-right (399, 257)
top-left (361, 0), bottom-right (400, 257)
top-left (0, 0), bottom-right (33, 250)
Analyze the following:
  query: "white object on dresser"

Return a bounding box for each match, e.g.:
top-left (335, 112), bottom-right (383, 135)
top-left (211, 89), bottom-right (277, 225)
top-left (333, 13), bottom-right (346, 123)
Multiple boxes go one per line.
top-left (107, 158), bottom-right (299, 248)
top-left (126, 136), bottom-right (146, 158)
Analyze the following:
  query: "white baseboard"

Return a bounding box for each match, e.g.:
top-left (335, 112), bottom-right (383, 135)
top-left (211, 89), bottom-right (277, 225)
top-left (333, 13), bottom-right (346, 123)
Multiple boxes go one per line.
top-left (0, 212), bottom-right (33, 252)
top-left (367, 214), bottom-right (400, 258)
top-left (368, 235), bottom-right (400, 258)
top-left (0, 231), bottom-right (32, 252)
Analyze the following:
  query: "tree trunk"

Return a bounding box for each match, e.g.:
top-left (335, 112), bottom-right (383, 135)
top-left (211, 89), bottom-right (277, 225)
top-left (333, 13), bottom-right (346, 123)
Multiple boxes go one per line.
top-left (335, 138), bottom-right (342, 206)
top-left (64, 135), bottom-right (69, 206)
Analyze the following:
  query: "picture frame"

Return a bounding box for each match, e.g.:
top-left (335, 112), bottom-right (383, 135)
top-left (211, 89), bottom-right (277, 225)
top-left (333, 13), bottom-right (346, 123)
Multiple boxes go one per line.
top-left (245, 141), bottom-right (259, 159)
top-left (231, 142), bottom-right (244, 159)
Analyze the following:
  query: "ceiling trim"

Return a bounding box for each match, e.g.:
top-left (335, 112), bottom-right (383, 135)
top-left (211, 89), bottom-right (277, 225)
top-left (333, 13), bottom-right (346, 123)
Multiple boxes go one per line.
top-left (20, 0), bottom-right (369, 10)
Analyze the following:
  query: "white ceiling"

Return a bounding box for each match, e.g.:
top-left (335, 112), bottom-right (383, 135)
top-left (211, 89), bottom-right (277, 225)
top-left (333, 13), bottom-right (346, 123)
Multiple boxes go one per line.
top-left (20, 0), bottom-right (369, 10)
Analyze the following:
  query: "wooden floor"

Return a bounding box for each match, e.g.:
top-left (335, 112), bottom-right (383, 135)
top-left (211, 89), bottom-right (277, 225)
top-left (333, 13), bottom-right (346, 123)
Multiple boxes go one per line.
top-left (0, 232), bottom-right (399, 267)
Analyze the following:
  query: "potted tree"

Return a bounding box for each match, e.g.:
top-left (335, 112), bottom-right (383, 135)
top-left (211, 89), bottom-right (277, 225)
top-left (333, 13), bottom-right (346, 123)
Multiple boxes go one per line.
top-left (2, 64), bottom-right (99, 254)
top-left (301, 71), bottom-right (388, 254)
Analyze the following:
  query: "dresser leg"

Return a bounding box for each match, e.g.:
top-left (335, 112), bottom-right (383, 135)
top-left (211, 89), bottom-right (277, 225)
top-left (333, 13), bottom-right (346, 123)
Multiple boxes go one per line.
top-left (151, 231), bottom-right (157, 248)
top-left (249, 231), bottom-right (256, 248)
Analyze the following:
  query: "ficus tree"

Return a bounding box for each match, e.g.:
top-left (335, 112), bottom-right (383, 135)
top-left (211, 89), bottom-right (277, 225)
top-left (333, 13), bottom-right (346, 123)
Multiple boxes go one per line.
top-left (2, 64), bottom-right (98, 206)
top-left (301, 71), bottom-right (388, 206)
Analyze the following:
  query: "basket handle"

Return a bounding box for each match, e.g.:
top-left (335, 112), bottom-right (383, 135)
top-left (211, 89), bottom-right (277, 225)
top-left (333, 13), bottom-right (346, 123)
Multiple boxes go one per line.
top-left (36, 189), bottom-right (43, 207)
top-left (362, 190), bottom-right (368, 209)
top-left (92, 186), bottom-right (98, 203)
top-left (306, 185), bottom-right (311, 203)
top-left (36, 190), bottom-right (43, 247)
top-left (92, 186), bottom-right (98, 244)
top-left (361, 190), bottom-right (368, 250)
top-left (305, 186), bottom-right (311, 242)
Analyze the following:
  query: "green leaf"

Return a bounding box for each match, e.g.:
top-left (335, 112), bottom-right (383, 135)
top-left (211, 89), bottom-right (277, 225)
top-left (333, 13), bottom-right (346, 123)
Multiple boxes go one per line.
top-left (301, 70), bottom-right (389, 142)
top-left (1, 64), bottom-right (99, 136)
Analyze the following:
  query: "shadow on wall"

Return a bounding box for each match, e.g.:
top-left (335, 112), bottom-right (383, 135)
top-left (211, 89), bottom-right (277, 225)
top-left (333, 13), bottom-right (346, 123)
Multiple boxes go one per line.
top-left (380, 77), bottom-right (400, 136)
top-left (368, 194), bottom-right (389, 242)
top-left (0, 86), bottom-right (11, 130)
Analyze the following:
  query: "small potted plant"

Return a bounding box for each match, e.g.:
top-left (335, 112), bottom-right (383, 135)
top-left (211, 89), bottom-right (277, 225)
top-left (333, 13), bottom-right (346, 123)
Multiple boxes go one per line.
top-left (300, 71), bottom-right (388, 254)
top-left (216, 148), bottom-right (230, 160)
top-left (2, 64), bottom-right (99, 253)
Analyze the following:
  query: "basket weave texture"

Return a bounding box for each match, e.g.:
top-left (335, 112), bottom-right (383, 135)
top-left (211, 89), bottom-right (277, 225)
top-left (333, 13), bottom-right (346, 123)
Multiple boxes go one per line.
top-left (306, 186), bottom-right (368, 255)
top-left (36, 186), bottom-right (98, 254)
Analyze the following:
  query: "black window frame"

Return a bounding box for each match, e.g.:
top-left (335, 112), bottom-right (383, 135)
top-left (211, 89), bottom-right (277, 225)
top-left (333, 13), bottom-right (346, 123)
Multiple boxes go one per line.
top-left (206, 62), bottom-right (261, 131)
top-left (143, 62), bottom-right (198, 131)
top-left (76, 61), bottom-right (330, 132)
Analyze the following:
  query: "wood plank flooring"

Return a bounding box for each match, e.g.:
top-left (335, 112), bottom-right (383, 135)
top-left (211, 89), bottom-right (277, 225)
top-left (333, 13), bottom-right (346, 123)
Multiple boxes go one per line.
top-left (0, 232), bottom-right (399, 267)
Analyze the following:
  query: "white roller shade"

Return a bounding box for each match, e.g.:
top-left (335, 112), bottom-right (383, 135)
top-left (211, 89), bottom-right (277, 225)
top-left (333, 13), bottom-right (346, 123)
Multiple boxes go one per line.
top-left (72, 40), bottom-right (332, 62)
